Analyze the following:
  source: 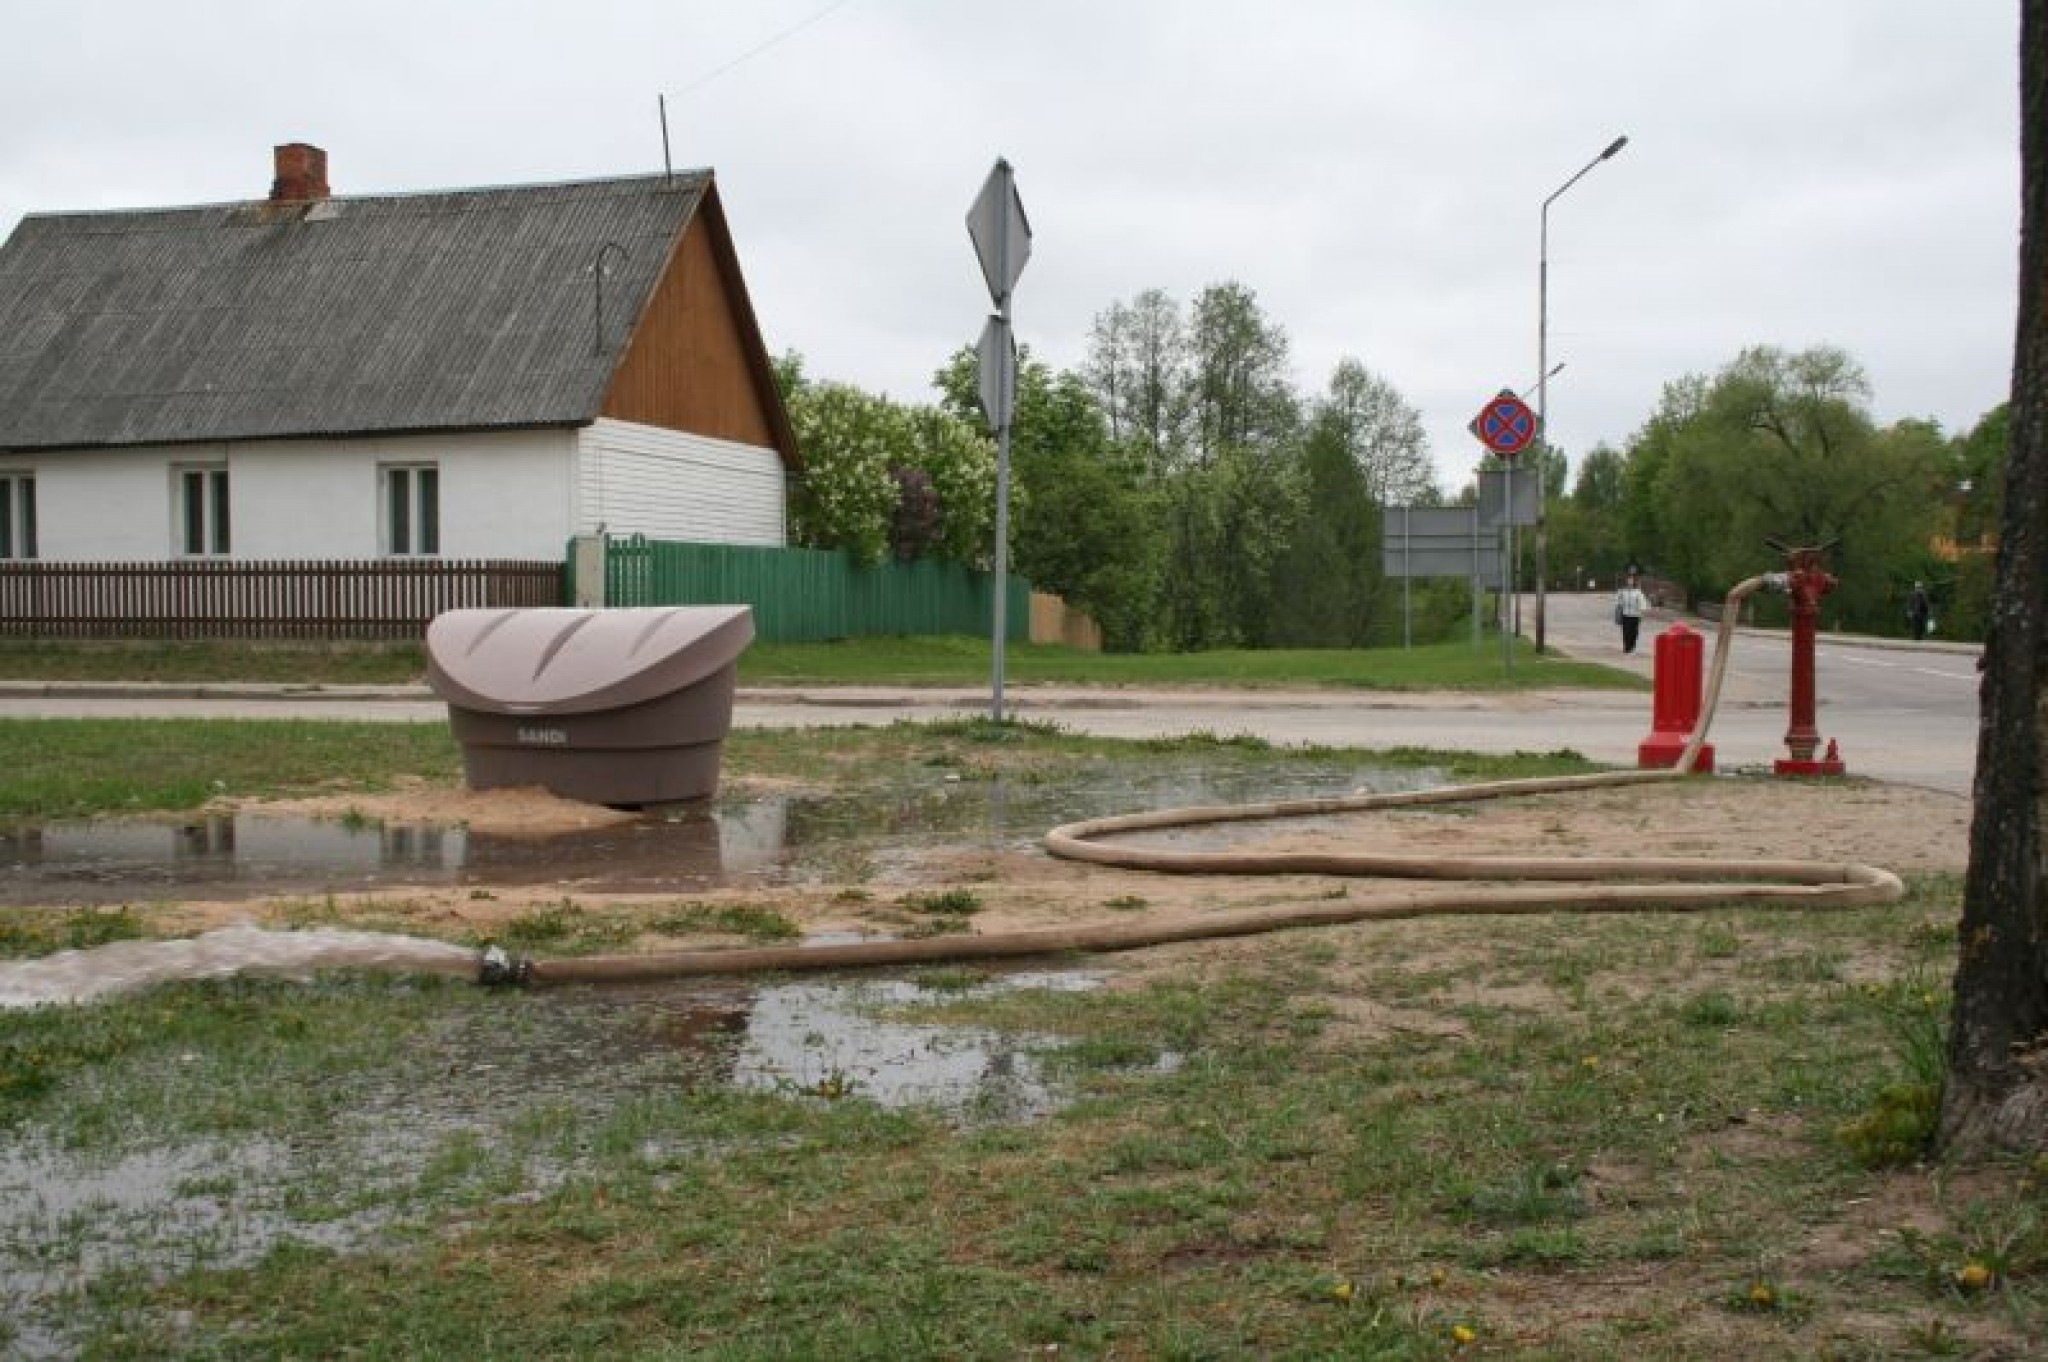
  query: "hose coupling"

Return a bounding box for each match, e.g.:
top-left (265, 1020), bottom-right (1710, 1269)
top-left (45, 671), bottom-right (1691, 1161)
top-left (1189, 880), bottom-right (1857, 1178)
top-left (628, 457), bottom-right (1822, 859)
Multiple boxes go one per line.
top-left (477, 945), bottom-right (535, 988)
top-left (1762, 572), bottom-right (1791, 594)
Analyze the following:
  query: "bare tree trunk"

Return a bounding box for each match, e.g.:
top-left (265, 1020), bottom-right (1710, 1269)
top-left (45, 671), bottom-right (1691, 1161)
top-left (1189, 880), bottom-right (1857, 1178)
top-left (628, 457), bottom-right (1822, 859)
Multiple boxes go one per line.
top-left (1940, 0), bottom-right (2048, 1155)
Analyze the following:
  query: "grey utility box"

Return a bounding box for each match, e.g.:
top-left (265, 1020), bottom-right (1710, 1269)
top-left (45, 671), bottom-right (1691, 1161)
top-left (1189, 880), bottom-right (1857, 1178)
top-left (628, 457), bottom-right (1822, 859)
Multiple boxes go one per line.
top-left (426, 606), bottom-right (754, 807)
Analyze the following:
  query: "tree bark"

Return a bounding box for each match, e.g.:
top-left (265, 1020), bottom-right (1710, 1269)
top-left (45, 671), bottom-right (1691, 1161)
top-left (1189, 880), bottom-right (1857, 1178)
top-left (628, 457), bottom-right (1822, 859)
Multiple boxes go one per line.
top-left (1940, 0), bottom-right (2048, 1155)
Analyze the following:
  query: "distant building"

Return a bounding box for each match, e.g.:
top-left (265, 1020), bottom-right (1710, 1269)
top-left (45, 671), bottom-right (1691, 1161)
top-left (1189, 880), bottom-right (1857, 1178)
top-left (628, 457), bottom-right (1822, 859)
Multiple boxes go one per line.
top-left (0, 143), bottom-right (798, 564)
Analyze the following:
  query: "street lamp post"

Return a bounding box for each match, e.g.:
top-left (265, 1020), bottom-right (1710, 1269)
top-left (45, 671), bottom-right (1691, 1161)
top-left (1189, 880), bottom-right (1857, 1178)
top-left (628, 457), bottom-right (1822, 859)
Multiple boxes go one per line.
top-left (1535, 134), bottom-right (1627, 655)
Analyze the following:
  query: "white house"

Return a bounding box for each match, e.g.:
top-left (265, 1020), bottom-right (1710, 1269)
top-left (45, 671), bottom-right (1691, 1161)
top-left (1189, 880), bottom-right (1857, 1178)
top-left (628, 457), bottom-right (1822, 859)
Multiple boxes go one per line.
top-left (0, 144), bottom-right (799, 566)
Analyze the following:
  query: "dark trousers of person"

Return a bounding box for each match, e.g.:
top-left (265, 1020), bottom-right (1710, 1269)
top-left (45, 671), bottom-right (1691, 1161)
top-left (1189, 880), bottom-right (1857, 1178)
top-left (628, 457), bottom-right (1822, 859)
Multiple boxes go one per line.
top-left (1621, 615), bottom-right (1641, 653)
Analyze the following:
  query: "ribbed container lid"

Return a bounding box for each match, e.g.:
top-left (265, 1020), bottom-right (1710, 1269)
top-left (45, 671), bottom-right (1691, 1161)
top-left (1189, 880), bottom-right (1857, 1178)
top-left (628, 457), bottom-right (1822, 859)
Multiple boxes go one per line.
top-left (426, 606), bottom-right (754, 715)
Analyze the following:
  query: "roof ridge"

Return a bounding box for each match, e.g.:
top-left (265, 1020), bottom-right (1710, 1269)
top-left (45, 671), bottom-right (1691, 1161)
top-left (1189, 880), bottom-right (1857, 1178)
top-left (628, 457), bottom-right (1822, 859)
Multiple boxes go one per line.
top-left (19, 168), bottom-right (714, 224)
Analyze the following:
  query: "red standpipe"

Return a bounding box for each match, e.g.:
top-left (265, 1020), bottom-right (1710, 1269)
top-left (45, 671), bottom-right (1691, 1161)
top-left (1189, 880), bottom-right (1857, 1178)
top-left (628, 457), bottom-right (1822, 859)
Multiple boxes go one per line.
top-left (1638, 622), bottom-right (1714, 772)
top-left (1774, 547), bottom-right (1846, 777)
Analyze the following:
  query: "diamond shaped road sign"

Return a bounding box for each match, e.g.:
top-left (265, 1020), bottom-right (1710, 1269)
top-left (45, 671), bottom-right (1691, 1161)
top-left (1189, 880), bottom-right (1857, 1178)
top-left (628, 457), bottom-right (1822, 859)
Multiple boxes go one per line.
top-left (976, 314), bottom-right (1016, 431)
top-left (966, 158), bottom-right (1031, 304)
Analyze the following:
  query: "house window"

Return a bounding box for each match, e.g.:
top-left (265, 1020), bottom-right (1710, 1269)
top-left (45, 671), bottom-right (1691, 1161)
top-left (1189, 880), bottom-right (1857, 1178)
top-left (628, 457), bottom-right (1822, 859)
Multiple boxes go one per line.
top-left (176, 467), bottom-right (230, 556)
top-left (383, 464), bottom-right (440, 556)
top-left (0, 473), bottom-right (35, 560)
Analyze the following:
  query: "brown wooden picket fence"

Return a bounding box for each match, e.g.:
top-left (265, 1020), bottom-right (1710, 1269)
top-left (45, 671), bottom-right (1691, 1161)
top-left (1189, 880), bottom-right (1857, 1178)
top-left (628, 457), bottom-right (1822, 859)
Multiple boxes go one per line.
top-left (0, 559), bottom-right (565, 640)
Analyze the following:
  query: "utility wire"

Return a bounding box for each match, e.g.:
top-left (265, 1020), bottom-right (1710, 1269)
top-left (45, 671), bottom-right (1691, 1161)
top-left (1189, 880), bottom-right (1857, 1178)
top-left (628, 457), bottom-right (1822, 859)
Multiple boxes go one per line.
top-left (670, 0), bottom-right (856, 99)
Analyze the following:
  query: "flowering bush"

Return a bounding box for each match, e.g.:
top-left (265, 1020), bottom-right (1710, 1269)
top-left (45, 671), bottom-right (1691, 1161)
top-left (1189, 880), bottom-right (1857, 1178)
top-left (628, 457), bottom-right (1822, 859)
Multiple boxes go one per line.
top-left (908, 407), bottom-right (997, 565)
top-left (889, 465), bottom-right (941, 561)
top-left (785, 382), bottom-right (905, 565)
top-left (787, 381), bottom-right (996, 567)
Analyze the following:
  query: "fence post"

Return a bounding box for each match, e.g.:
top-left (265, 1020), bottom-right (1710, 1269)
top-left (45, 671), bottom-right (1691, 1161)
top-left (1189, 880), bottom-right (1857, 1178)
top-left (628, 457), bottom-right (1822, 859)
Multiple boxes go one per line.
top-left (571, 535), bottom-right (607, 608)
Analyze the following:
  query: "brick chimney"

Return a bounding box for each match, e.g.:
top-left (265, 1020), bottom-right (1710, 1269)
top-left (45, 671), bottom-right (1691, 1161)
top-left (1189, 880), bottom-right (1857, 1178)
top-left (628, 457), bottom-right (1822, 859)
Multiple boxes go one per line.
top-left (270, 143), bottom-right (330, 202)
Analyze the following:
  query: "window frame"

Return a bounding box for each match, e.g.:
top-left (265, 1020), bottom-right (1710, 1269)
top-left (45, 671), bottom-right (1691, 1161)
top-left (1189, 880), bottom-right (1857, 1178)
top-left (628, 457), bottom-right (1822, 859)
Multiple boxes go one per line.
top-left (173, 465), bottom-right (231, 557)
top-left (381, 463), bottom-right (441, 557)
top-left (0, 471), bottom-right (35, 561)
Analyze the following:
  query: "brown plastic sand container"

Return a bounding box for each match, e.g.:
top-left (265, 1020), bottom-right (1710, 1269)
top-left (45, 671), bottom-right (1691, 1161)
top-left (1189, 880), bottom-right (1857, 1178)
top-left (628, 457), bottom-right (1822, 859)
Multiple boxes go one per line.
top-left (426, 606), bottom-right (754, 807)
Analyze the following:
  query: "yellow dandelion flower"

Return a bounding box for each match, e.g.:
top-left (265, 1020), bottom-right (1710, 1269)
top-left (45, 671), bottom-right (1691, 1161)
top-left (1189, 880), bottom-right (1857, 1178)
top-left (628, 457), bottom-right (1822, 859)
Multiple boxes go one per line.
top-left (1451, 1324), bottom-right (1477, 1346)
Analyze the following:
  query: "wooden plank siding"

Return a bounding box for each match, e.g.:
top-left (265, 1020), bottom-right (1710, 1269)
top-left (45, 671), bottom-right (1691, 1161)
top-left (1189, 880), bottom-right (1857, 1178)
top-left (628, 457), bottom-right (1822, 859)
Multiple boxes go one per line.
top-left (600, 186), bottom-right (790, 460)
top-left (0, 560), bottom-right (564, 640)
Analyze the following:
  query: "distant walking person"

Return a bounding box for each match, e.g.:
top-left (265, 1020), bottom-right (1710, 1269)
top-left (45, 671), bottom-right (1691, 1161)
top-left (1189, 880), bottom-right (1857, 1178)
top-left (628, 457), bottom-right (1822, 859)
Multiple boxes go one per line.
top-left (1907, 581), bottom-right (1933, 641)
top-left (1614, 573), bottom-right (1650, 654)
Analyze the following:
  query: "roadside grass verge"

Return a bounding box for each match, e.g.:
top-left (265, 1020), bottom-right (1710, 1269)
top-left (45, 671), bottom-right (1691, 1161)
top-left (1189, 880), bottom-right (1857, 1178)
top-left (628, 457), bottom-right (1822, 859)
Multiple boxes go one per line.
top-left (0, 718), bottom-right (465, 820)
top-left (0, 633), bottom-right (1641, 692)
top-left (2, 874), bottom-right (2037, 1357)
top-left (743, 634), bottom-right (1640, 691)
top-left (0, 638), bottom-right (429, 685)
top-left (0, 715), bottom-right (1599, 822)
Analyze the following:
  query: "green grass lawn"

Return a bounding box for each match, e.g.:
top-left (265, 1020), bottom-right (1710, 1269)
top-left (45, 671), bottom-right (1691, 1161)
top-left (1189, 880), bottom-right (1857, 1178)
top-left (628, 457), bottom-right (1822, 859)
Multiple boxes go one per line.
top-left (0, 720), bottom-right (2032, 1357)
top-left (2, 875), bottom-right (2032, 1357)
top-left (0, 634), bottom-right (1641, 692)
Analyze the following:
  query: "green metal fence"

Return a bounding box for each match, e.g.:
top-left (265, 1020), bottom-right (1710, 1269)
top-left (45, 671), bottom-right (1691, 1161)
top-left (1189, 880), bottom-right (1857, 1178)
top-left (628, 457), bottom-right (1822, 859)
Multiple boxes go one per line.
top-left (598, 538), bottom-right (1030, 644)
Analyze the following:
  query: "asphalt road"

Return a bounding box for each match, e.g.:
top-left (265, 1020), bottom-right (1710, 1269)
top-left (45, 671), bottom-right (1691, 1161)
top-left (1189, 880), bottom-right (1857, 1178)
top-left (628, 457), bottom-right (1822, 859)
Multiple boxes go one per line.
top-left (0, 594), bottom-right (1984, 797)
top-left (1532, 591), bottom-right (1981, 795)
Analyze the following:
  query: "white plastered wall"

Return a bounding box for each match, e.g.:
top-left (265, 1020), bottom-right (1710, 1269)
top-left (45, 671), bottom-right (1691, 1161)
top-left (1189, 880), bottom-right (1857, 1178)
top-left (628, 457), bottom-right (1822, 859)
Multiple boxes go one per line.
top-left (21, 429), bottom-right (580, 561)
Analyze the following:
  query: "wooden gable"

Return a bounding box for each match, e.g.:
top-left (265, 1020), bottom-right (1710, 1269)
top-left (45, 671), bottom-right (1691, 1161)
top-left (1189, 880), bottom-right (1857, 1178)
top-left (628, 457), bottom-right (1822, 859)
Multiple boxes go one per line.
top-left (601, 183), bottom-right (797, 466)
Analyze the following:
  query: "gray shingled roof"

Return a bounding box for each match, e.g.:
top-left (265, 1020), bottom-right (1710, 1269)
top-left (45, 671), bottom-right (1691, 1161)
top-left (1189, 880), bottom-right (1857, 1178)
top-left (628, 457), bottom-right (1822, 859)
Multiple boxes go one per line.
top-left (0, 171), bottom-right (713, 450)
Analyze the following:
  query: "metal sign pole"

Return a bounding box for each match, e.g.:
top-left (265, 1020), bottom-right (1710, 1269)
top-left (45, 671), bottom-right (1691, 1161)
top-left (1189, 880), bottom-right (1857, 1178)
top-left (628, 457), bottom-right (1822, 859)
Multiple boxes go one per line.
top-left (967, 159), bottom-right (1031, 724)
top-left (1470, 503), bottom-right (1481, 649)
top-left (992, 300), bottom-right (1012, 722)
top-left (1503, 463), bottom-right (1515, 672)
top-left (1402, 506), bottom-right (1412, 649)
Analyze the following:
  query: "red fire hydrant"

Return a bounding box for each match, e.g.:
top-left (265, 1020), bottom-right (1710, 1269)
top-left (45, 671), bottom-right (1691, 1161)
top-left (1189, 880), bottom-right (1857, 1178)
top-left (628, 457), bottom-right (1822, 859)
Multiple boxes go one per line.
top-left (1772, 545), bottom-right (1846, 777)
top-left (1638, 623), bottom-right (1714, 772)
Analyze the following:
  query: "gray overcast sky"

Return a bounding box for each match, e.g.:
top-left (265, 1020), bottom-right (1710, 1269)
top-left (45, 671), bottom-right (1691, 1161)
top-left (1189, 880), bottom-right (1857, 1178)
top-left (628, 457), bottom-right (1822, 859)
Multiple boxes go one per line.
top-left (0, 1), bottom-right (2021, 491)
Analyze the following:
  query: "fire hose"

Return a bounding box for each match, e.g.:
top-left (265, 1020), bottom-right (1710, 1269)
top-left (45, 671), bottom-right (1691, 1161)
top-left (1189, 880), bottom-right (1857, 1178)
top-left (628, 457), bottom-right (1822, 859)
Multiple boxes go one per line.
top-left (502, 573), bottom-right (1900, 987)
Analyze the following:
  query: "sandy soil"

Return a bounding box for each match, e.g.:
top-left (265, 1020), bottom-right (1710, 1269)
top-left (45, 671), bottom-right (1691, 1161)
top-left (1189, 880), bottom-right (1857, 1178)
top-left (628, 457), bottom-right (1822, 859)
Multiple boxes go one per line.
top-left (169, 773), bottom-right (1970, 950)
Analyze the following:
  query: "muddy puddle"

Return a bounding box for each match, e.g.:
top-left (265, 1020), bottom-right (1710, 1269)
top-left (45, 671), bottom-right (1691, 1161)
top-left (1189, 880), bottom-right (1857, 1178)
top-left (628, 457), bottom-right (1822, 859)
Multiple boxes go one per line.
top-left (0, 756), bottom-right (1427, 1353)
top-left (0, 758), bottom-right (1445, 907)
top-left (0, 965), bottom-right (1152, 1357)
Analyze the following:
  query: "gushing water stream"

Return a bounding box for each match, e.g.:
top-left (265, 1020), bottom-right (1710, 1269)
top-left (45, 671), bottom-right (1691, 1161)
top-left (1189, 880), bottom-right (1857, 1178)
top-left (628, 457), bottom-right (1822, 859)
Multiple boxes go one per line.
top-left (0, 925), bottom-right (478, 1009)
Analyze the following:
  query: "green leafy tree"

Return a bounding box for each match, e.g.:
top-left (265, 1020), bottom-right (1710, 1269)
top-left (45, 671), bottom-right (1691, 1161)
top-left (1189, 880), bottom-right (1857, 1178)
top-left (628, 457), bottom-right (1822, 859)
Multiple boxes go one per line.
top-left (1319, 358), bottom-right (1436, 505)
top-left (1186, 282), bottom-right (1298, 465)
top-left (1952, 403), bottom-right (2010, 549)
top-left (1617, 375), bottom-right (1710, 600)
top-left (1268, 409), bottom-right (1379, 645)
top-left (1943, 404), bottom-right (2009, 637)
top-left (934, 348), bottom-right (1161, 649)
top-left (1083, 289), bottom-right (1191, 468)
top-left (1158, 443), bottom-right (1306, 648)
top-left (1267, 361), bottom-right (1439, 645)
top-left (1544, 443), bottom-right (1629, 589)
top-left (1623, 346), bottom-right (1943, 627)
top-left (1573, 444), bottom-right (1627, 509)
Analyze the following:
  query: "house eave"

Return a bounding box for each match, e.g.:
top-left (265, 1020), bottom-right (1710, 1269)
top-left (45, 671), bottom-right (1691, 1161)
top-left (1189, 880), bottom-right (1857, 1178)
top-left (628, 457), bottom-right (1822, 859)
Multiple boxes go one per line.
top-left (0, 418), bottom-right (597, 455)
